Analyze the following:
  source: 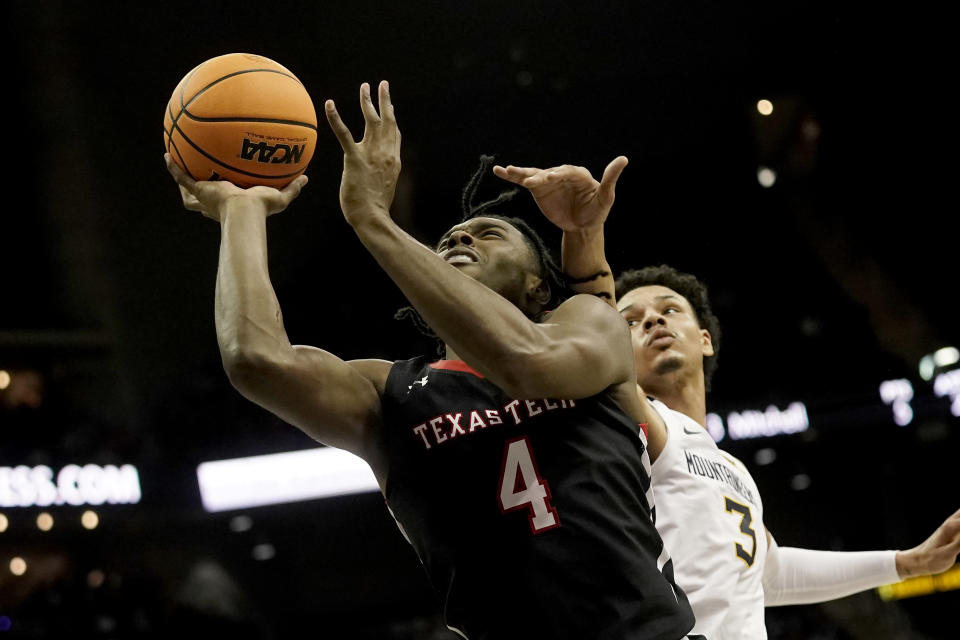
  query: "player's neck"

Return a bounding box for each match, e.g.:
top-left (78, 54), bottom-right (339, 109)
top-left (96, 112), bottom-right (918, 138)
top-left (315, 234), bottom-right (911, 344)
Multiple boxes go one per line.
top-left (646, 370), bottom-right (708, 427)
top-left (444, 345), bottom-right (460, 361)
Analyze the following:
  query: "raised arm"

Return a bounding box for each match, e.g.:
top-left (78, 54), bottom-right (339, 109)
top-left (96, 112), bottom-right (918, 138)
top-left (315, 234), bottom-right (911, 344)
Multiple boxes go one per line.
top-left (493, 158), bottom-right (627, 308)
top-left (165, 156), bottom-right (387, 478)
top-left (493, 158), bottom-right (673, 457)
top-left (324, 82), bottom-right (635, 400)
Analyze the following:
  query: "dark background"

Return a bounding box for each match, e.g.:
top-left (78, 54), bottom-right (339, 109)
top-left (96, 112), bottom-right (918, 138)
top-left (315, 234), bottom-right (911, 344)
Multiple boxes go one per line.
top-left (1, 1), bottom-right (957, 637)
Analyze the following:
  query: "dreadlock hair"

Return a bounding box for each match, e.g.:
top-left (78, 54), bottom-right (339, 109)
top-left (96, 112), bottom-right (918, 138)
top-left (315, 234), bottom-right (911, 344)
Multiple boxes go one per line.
top-left (615, 264), bottom-right (722, 391)
top-left (396, 154), bottom-right (572, 353)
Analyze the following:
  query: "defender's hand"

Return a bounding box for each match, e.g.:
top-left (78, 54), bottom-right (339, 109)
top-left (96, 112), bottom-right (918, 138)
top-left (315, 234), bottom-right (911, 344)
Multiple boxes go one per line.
top-left (325, 81), bottom-right (401, 228)
top-left (896, 508), bottom-right (960, 578)
top-left (164, 154), bottom-right (307, 222)
top-left (493, 156), bottom-right (628, 232)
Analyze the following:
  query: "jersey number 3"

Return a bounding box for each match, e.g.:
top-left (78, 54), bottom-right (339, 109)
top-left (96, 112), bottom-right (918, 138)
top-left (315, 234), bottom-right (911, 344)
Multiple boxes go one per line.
top-left (724, 497), bottom-right (757, 567)
top-left (498, 437), bottom-right (560, 533)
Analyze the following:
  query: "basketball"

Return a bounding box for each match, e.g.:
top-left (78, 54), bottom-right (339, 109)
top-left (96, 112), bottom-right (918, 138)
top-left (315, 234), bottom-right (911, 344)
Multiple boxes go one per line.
top-left (163, 53), bottom-right (317, 189)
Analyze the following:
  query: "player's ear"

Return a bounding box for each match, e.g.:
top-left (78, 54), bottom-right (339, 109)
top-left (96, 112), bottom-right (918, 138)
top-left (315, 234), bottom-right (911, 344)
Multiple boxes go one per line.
top-left (700, 329), bottom-right (715, 357)
top-left (529, 276), bottom-right (551, 306)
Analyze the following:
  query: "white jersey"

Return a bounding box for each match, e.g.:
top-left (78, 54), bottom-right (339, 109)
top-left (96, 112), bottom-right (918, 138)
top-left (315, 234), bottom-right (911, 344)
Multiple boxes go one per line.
top-left (649, 399), bottom-right (769, 639)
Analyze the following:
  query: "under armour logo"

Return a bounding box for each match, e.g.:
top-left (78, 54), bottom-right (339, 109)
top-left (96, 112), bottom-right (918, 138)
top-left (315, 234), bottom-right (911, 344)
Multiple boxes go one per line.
top-left (407, 375), bottom-right (429, 391)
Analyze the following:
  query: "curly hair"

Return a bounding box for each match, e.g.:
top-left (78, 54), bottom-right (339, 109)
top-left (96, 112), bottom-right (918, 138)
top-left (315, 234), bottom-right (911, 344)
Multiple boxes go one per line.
top-left (396, 155), bottom-right (571, 351)
top-left (458, 155), bottom-right (569, 313)
top-left (615, 264), bottom-right (721, 391)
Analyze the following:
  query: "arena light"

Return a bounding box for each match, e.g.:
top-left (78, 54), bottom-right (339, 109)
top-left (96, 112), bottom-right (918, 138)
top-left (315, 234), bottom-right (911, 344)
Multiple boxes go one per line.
top-left (0, 370), bottom-right (10, 390)
top-left (878, 564), bottom-right (960, 601)
top-left (757, 166), bottom-right (777, 188)
top-left (36, 512), bottom-right (53, 531)
top-left (790, 473), bottom-right (811, 491)
top-left (9, 557), bottom-right (26, 576)
top-left (251, 543), bottom-right (276, 561)
top-left (879, 379), bottom-right (914, 426)
top-left (919, 346), bottom-right (958, 381)
top-left (81, 510), bottom-right (99, 530)
top-left (754, 448), bottom-right (777, 466)
top-left (756, 99), bottom-right (774, 115)
top-left (87, 569), bottom-right (105, 589)
top-left (0, 464), bottom-right (141, 508)
top-left (229, 515), bottom-right (253, 533)
top-left (0, 513), bottom-right (7, 532)
top-left (934, 346), bottom-right (959, 368)
top-left (196, 447), bottom-right (379, 513)
top-left (933, 370), bottom-right (960, 417)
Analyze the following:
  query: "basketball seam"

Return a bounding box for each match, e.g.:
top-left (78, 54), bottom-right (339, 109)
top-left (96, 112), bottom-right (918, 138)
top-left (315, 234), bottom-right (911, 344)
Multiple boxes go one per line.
top-left (166, 63), bottom-right (207, 178)
top-left (167, 100), bottom-right (198, 179)
top-left (164, 108), bottom-right (190, 178)
top-left (178, 115), bottom-right (317, 131)
top-left (168, 113), bottom-right (308, 181)
top-left (181, 68), bottom-right (310, 117)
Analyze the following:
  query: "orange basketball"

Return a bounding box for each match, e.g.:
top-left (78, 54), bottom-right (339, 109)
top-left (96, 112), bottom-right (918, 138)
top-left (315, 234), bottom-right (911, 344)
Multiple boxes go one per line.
top-left (163, 53), bottom-right (317, 189)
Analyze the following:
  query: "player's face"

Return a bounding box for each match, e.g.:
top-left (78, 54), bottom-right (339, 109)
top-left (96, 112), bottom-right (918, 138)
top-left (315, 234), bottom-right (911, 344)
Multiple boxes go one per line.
top-left (435, 217), bottom-right (547, 312)
top-left (617, 285), bottom-right (714, 388)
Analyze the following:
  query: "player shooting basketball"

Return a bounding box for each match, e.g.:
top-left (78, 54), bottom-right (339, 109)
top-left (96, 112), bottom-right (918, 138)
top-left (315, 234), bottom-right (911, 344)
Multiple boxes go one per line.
top-left (166, 81), bottom-right (699, 639)
top-left (495, 160), bottom-right (960, 639)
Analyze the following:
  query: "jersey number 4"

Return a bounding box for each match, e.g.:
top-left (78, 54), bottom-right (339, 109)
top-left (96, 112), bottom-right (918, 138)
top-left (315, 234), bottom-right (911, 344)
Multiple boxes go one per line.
top-left (724, 497), bottom-right (757, 567)
top-left (498, 437), bottom-right (560, 534)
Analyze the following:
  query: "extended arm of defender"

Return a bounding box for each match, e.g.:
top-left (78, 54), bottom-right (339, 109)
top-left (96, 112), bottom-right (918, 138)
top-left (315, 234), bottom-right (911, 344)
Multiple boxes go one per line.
top-left (492, 160), bottom-right (625, 308)
top-left (763, 510), bottom-right (960, 606)
top-left (165, 157), bottom-right (386, 473)
top-left (762, 535), bottom-right (899, 606)
top-left (324, 82), bottom-right (633, 400)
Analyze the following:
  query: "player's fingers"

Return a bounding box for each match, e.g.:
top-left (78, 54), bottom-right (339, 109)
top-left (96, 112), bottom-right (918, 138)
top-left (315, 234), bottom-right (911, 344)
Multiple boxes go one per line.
top-left (598, 156), bottom-right (629, 202)
top-left (379, 80), bottom-right (396, 125)
top-left (493, 165), bottom-right (542, 185)
top-left (518, 175), bottom-right (548, 190)
top-left (524, 166), bottom-right (573, 189)
top-left (359, 82), bottom-right (381, 128)
top-left (165, 154), bottom-right (197, 191)
top-left (521, 170), bottom-right (566, 191)
top-left (281, 175), bottom-right (309, 201)
top-left (378, 80), bottom-right (401, 153)
top-left (943, 517), bottom-right (960, 538)
top-left (178, 185), bottom-right (203, 212)
top-left (948, 529), bottom-right (960, 550)
top-left (493, 164), bottom-right (522, 184)
top-left (325, 100), bottom-right (356, 151)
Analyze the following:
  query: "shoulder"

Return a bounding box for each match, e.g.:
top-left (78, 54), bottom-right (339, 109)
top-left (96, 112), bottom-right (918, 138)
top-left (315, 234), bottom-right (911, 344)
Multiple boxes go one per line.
top-left (548, 292), bottom-right (621, 315)
top-left (647, 398), bottom-right (687, 431)
top-left (347, 358), bottom-right (394, 395)
top-left (544, 293), bottom-right (627, 333)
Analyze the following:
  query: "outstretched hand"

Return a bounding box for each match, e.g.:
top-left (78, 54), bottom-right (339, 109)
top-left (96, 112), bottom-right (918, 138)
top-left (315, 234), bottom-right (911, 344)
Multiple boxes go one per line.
top-left (164, 154), bottom-right (308, 222)
top-left (324, 81), bottom-right (401, 228)
top-left (492, 156), bottom-right (628, 232)
top-left (896, 507), bottom-right (960, 578)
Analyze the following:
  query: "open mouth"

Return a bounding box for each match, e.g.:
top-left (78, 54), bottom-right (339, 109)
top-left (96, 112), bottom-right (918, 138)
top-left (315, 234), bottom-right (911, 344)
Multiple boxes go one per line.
top-left (444, 249), bottom-right (479, 264)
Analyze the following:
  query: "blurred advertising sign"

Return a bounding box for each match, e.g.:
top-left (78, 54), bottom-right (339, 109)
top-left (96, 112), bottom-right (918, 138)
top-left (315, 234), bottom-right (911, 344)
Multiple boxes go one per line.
top-left (196, 447), bottom-right (378, 512)
top-left (0, 464), bottom-right (141, 507)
